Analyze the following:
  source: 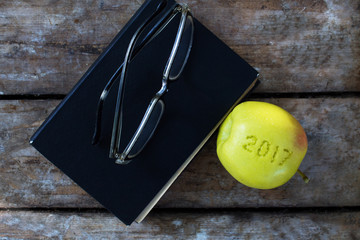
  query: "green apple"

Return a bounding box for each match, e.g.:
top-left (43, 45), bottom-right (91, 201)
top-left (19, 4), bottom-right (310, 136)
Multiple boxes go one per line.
top-left (217, 101), bottom-right (308, 189)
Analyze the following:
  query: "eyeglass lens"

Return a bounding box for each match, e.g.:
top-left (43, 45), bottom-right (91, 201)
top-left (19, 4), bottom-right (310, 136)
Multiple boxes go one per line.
top-left (169, 15), bottom-right (194, 80)
top-left (128, 100), bottom-right (165, 158)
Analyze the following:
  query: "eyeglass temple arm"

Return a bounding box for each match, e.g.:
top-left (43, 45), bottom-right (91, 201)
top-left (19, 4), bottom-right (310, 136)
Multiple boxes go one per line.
top-left (92, 65), bottom-right (123, 145)
top-left (92, 0), bottom-right (169, 145)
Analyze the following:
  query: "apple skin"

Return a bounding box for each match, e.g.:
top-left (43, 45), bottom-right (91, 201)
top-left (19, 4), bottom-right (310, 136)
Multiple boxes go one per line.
top-left (217, 101), bottom-right (308, 189)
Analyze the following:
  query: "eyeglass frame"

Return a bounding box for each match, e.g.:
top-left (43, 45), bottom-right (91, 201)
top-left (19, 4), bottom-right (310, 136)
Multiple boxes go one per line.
top-left (91, 2), bottom-right (194, 165)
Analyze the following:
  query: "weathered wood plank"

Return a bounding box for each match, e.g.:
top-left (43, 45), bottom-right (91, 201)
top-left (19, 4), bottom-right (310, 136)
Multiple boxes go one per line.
top-left (0, 210), bottom-right (359, 239)
top-left (0, 0), bottom-right (138, 95)
top-left (0, 98), bottom-right (359, 208)
top-left (0, 0), bottom-right (359, 94)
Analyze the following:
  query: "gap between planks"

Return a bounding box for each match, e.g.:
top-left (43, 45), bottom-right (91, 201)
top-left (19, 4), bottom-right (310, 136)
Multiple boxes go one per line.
top-left (0, 92), bottom-right (359, 100)
top-left (0, 206), bottom-right (359, 214)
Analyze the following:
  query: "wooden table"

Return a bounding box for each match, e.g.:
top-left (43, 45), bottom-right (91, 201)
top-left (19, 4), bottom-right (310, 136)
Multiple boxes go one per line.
top-left (1, 0), bottom-right (359, 238)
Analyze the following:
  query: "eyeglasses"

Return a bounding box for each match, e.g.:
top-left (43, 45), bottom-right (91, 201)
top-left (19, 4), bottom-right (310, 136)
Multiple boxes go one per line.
top-left (92, 2), bottom-right (194, 164)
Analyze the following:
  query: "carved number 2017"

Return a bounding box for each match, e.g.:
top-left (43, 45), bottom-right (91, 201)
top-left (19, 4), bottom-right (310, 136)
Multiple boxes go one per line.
top-left (242, 135), bottom-right (293, 166)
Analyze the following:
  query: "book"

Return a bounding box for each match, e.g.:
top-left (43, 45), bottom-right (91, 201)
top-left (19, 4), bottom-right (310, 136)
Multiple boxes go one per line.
top-left (30, 0), bottom-right (259, 225)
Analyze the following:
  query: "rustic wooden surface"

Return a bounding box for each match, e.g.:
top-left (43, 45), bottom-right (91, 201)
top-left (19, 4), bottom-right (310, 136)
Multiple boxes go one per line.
top-left (1, 210), bottom-right (360, 239)
top-left (0, 0), bottom-right (359, 239)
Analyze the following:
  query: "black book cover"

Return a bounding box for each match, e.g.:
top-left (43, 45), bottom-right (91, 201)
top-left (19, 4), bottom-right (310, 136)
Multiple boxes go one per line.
top-left (30, 0), bottom-right (259, 225)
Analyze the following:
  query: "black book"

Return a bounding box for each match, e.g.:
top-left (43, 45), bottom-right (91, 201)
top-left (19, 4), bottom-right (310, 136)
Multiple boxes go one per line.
top-left (30, 0), bottom-right (259, 225)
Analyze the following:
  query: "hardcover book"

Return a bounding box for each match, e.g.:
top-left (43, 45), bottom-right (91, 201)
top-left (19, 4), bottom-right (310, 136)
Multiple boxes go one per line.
top-left (30, 0), bottom-right (259, 225)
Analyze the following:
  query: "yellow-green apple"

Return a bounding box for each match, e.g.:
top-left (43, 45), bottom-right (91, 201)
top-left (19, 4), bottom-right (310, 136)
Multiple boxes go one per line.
top-left (217, 101), bottom-right (308, 189)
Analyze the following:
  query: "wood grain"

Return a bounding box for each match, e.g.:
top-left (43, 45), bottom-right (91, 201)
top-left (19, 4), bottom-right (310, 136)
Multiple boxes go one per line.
top-left (1, 0), bottom-right (359, 94)
top-left (0, 210), bottom-right (359, 239)
top-left (0, 97), bottom-right (359, 208)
